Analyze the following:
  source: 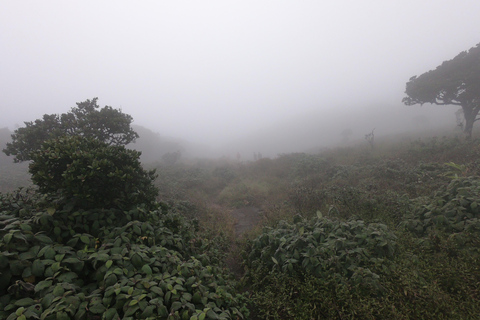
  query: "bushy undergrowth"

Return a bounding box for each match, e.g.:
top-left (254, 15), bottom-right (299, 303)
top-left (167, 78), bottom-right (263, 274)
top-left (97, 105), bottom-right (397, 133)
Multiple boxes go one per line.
top-left (402, 176), bottom-right (480, 236)
top-left (243, 190), bottom-right (480, 319)
top-left (248, 242), bottom-right (480, 320)
top-left (0, 189), bottom-right (248, 320)
top-left (4, 133), bottom-right (480, 319)
top-left (246, 215), bottom-right (396, 282)
top-left (236, 136), bottom-right (480, 319)
top-left (244, 216), bottom-right (399, 319)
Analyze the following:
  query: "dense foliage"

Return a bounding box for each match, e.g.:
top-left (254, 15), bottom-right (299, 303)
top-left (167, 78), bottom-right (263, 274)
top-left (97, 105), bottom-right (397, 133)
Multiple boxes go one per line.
top-left (402, 176), bottom-right (480, 236)
top-left (246, 215), bottom-right (396, 282)
top-left (147, 136), bottom-right (480, 319)
top-left (240, 150), bottom-right (480, 319)
top-left (28, 136), bottom-right (158, 211)
top-left (0, 190), bottom-right (247, 320)
top-left (3, 98), bottom-right (138, 162)
top-left (0, 117), bottom-right (248, 319)
top-left (3, 128), bottom-right (480, 319)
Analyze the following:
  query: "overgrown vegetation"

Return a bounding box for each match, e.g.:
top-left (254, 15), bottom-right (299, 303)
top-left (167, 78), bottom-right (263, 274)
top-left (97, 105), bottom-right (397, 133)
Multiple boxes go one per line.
top-left (0, 190), bottom-right (248, 319)
top-left (3, 120), bottom-right (480, 318)
top-left (145, 134), bottom-right (480, 319)
top-left (0, 119), bottom-right (248, 319)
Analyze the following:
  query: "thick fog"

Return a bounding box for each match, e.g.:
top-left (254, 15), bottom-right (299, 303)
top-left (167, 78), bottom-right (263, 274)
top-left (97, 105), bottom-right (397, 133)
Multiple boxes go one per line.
top-left (1, 1), bottom-right (479, 157)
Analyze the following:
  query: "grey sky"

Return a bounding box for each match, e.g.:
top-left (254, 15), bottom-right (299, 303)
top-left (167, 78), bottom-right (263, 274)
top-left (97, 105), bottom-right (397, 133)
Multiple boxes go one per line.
top-left (1, 1), bottom-right (479, 148)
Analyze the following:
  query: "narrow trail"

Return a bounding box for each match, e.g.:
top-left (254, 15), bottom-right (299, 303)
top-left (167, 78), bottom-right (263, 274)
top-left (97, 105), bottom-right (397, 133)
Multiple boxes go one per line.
top-left (225, 206), bottom-right (263, 280)
top-left (226, 206), bottom-right (264, 319)
top-left (230, 206), bottom-right (263, 237)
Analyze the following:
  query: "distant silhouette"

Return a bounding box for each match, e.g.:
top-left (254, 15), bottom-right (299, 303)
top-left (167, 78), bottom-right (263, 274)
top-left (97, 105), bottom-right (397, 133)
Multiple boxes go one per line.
top-left (365, 129), bottom-right (375, 150)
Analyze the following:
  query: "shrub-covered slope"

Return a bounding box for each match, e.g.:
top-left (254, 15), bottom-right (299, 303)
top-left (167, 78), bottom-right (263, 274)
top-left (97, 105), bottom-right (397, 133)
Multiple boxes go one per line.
top-left (3, 133), bottom-right (480, 319)
top-left (0, 190), bottom-right (247, 320)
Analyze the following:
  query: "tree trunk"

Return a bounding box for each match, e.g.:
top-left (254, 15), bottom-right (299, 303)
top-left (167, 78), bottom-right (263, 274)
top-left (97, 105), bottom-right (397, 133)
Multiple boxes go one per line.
top-left (464, 114), bottom-right (474, 139)
top-left (462, 104), bottom-right (480, 139)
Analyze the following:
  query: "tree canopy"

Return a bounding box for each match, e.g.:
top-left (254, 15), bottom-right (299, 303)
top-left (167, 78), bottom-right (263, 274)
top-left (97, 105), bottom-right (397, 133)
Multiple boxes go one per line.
top-left (3, 98), bottom-right (139, 162)
top-left (29, 135), bottom-right (158, 210)
top-left (403, 43), bottom-right (480, 138)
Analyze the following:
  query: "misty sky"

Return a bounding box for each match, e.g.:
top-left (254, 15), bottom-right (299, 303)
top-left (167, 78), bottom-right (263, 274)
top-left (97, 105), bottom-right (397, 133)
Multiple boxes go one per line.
top-left (1, 1), bottom-right (479, 148)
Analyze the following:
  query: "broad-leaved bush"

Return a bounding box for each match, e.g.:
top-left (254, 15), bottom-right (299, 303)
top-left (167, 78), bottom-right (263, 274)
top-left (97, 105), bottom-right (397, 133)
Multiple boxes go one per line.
top-left (29, 136), bottom-right (158, 211)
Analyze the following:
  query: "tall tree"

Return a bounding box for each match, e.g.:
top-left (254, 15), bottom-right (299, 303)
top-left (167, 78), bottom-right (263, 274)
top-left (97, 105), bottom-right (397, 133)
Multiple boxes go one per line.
top-left (3, 98), bottom-right (139, 162)
top-left (403, 43), bottom-right (480, 139)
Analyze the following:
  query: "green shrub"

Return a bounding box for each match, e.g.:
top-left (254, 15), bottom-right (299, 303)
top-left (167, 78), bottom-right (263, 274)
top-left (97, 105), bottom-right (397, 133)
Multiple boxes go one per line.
top-left (0, 187), bottom-right (41, 217)
top-left (401, 176), bottom-right (480, 236)
top-left (288, 182), bottom-right (325, 215)
top-left (245, 217), bottom-right (480, 320)
top-left (245, 215), bottom-right (397, 290)
top-left (29, 136), bottom-right (158, 210)
top-left (0, 192), bottom-right (248, 320)
top-left (244, 216), bottom-right (397, 319)
top-left (291, 154), bottom-right (329, 179)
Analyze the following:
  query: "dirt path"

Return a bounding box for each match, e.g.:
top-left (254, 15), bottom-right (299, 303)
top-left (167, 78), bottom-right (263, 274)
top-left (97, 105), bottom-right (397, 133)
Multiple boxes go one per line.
top-left (230, 206), bottom-right (263, 237)
top-left (225, 206), bottom-right (263, 280)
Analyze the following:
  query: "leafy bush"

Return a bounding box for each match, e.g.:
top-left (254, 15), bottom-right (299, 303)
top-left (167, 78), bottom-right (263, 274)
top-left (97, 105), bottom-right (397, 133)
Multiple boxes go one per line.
top-left (0, 191), bottom-right (248, 320)
top-left (249, 249), bottom-right (480, 320)
top-left (0, 188), bottom-right (41, 217)
top-left (245, 213), bottom-right (480, 320)
top-left (287, 182), bottom-right (325, 215)
top-left (401, 176), bottom-right (480, 236)
top-left (244, 216), bottom-right (397, 319)
top-left (29, 136), bottom-right (158, 211)
top-left (245, 215), bottom-right (397, 289)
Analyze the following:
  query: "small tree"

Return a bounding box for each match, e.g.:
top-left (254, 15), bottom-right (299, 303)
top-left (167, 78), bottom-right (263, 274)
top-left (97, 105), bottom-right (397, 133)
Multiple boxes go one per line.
top-left (3, 98), bottom-right (139, 162)
top-left (403, 43), bottom-right (480, 139)
top-left (29, 136), bottom-right (158, 210)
